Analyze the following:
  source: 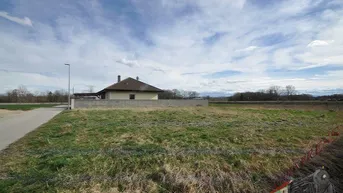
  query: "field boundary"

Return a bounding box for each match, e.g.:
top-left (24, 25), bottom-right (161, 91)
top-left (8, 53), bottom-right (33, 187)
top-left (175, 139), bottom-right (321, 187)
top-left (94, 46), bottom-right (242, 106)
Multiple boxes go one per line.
top-left (210, 101), bottom-right (343, 111)
top-left (72, 99), bottom-right (208, 109)
top-left (210, 101), bottom-right (343, 105)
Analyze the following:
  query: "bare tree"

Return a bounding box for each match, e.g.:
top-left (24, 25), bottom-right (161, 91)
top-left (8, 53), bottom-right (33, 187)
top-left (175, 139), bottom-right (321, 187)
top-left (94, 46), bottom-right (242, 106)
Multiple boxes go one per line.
top-left (285, 85), bottom-right (296, 100)
top-left (269, 86), bottom-right (282, 95)
top-left (6, 90), bottom-right (18, 102)
top-left (267, 86), bottom-right (282, 100)
top-left (3, 85), bottom-right (68, 103)
top-left (188, 91), bottom-right (200, 99)
top-left (17, 85), bottom-right (29, 103)
top-left (172, 89), bottom-right (182, 98)
top-left (159, 89), bottom-right (198, 99)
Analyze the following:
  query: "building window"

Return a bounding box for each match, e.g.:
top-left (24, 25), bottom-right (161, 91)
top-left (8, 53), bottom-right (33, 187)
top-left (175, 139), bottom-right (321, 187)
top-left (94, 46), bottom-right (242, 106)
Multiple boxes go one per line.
top-left (129, 94), bottom-right (135, 100)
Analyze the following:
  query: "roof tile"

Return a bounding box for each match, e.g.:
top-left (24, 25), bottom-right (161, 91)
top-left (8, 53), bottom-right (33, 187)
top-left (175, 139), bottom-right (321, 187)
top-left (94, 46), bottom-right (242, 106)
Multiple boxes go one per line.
top-left (98, 77), bottom-right (163, 93)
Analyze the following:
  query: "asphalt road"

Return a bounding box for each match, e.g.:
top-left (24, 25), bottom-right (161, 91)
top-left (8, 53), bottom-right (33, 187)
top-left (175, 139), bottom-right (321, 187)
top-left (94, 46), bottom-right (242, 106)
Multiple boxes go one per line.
top-left (0, 106), bottom-right (66, 151)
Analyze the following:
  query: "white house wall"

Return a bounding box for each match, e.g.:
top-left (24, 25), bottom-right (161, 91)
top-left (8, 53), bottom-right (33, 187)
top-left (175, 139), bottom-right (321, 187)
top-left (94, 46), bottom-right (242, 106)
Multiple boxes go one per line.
top-left (107, 91), bottom-right (158, 100)
top-left (136, 92), bottom-right (158, 100)
top-left (105, 92), bottom-right (110, 99)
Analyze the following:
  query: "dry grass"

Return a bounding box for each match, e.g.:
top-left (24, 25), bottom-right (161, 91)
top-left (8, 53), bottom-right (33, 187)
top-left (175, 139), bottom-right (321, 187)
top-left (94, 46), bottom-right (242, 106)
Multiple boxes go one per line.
top-left (211, 103), bottom-right (343, 111)
top-left (0, 109), bottom-right (23, 119)
top-left (0, 106), bottom-right (342, 192)
top-left (291, 136), bottom-right (343, 192)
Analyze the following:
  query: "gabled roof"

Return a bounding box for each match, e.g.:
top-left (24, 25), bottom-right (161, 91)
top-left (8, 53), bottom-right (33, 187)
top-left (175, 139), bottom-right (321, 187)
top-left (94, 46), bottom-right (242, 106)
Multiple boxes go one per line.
top-left (98, 77), bottom-right (164, 93)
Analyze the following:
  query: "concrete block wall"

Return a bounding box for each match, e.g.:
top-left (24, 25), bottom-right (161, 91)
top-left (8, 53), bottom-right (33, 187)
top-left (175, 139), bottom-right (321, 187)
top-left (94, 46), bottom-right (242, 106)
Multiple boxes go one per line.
top-left (72, 99), bottom-right (208, 109)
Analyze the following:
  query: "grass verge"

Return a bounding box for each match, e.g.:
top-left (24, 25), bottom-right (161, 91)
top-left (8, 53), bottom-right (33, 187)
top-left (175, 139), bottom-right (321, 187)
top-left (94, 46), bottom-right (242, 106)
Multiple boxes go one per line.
top-left (0, 106), bottom-right (342, 192)
top-left (0, 104), bottom-right (58, 111)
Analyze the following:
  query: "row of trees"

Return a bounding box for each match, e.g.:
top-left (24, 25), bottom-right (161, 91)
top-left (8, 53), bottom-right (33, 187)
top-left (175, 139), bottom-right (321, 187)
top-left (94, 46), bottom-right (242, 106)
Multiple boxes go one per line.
top-left (1, 85), bottom-right (341, 102)
top-left (159, 89), bottom-right (200, 99)
top-left (229, 85), bottom-right (297, 101)
top-left (159, 86), bottom-right (307, 101)
top-left (226, 85), bottom-right (343, 101)
top-left (315, 94), bottom-right (343, 101)
top-left (0, 85), bottom-right (68, 103)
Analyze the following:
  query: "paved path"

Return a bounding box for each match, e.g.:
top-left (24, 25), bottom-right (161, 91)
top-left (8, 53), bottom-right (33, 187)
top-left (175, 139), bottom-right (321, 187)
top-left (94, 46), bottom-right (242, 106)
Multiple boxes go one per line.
top-left (0, 107), bottom-right (66, 151)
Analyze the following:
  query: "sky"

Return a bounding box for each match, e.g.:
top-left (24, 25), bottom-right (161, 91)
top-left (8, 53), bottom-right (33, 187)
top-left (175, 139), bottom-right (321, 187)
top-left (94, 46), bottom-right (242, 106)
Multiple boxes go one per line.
top-left (0, 0), bottom-right (343, 96)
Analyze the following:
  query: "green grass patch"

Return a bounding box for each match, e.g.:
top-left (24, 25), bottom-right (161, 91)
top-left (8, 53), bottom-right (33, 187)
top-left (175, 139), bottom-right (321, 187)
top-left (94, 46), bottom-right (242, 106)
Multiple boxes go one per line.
top-left (0, 106), bottom-right (342, 192)
top-left (0, 104), bottom-right (58, 110)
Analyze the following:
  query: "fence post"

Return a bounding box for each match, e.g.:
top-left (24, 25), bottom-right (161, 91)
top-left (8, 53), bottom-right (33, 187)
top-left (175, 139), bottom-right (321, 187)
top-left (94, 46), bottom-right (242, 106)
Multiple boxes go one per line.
top-left (71, 99), bottom-right (75, 109)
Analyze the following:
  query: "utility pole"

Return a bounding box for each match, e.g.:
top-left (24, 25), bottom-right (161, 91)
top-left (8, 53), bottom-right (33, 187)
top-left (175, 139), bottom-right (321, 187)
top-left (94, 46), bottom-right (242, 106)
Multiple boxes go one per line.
top-left (65, 64), bottom-right (71, 109)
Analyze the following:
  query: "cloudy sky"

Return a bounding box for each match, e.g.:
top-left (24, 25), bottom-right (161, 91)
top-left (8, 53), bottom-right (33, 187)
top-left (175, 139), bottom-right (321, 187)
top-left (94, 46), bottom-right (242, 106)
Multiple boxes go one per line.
top-left (0, 0), bottom-right (343, 95)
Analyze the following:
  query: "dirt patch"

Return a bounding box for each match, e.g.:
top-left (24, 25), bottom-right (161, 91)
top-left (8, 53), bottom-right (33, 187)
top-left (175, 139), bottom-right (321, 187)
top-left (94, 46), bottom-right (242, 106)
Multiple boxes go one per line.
top-left (268, 136), bottom-right (343, 192)
top-left (292, 137), bottom-right (343, 192)
top-left (0, 109), bottom-right (23, 119)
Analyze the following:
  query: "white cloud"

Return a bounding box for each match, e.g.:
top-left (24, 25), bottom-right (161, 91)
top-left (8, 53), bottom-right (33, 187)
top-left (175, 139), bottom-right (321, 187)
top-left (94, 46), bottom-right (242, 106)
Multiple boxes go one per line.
top-left (116, 58), bottom-right (139, 68)
top-left (0, 11), bottom-right (32, 26)
top-left (278, 0), bottom-right (323, 15)
top-left (236, 46), bottom-right (258, 52)
top-left (307, 40), bottom-right (334, 47)
top-left (0, 0), bottom-right (343, 95)
top-left (292, 64), bottom-right (328, 70)
top-left (326, 70), bottom-right (343, 78)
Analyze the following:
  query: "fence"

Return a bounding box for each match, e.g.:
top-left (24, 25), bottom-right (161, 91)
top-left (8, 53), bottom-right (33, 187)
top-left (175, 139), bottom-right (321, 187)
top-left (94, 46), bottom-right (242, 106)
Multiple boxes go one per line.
top-left (71, 99), bottom-right (208, 109)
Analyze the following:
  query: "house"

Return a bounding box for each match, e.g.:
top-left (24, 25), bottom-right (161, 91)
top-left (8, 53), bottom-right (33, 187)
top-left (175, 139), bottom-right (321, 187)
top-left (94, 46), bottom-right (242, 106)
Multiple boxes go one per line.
top-left (97, 75), bottom-right (163, 100)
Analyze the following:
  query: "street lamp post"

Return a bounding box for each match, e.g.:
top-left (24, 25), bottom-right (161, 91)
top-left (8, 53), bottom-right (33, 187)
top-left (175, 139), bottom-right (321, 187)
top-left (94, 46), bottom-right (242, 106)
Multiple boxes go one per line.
top-left (65, 64), bottom-right (71, 109)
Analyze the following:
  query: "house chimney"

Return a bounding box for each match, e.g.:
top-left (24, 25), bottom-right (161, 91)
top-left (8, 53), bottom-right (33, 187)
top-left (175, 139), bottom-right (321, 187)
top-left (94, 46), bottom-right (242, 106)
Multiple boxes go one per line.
top-left (136, 76), bottom-right (139, 81)
top-left (118, 75), bottom-right (121, 82)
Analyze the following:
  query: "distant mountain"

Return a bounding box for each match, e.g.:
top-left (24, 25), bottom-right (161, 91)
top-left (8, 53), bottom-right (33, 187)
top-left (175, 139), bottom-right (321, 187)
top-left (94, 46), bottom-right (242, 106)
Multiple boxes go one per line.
top-left (200, 88), bottom-right (343, 97)
top-left (298, 88), bottom-right (343, 96)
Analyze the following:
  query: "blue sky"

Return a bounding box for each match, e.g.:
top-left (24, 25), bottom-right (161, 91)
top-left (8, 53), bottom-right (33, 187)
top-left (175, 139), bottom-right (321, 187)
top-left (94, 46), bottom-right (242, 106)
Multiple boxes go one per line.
top-left (0, 0), bottom-right (343, 95)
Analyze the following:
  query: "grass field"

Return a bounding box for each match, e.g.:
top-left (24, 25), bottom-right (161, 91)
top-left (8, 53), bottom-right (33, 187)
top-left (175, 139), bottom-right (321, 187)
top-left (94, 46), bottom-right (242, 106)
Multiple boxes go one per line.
top-left (0, 104), bottom-right (58, 111)
top-left (0, 106), bottom-right (342, 192)
top-left (210, 102), bottom-right (343, 111)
